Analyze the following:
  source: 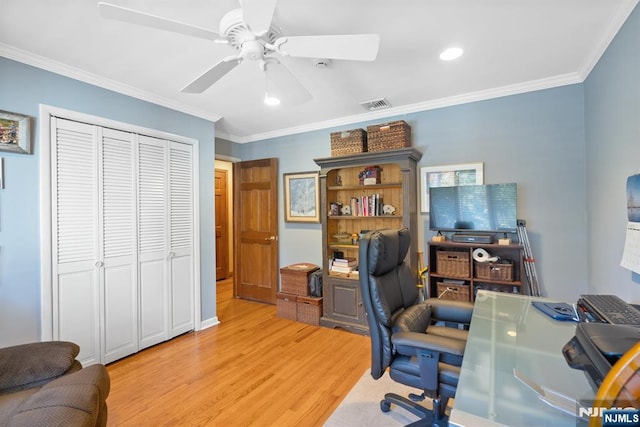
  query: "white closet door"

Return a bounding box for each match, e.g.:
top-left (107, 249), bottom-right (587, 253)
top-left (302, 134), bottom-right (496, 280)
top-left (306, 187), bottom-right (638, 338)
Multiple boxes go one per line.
top-left (100, 128), bottom-right (138, 363)
top-left (52, 118), bottom-right (100, 366)
top-left (169, 141), bottom-right (194, 336)
top-left (138, 135), bottom-right (170, 349)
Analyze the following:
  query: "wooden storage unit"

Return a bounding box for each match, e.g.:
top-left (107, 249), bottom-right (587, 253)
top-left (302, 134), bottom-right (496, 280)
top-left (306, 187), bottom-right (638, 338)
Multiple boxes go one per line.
top-left (314, 148), bottom-right (422, 335)
top-left (428, 240), bottom-right (525, 302)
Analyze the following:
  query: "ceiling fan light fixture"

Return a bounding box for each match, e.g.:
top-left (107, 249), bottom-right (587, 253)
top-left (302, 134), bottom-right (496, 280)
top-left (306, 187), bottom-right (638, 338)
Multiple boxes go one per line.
top-left (264, 93), bottom-right (281, 106)
top-left (440, 47), bottom-right (463, 61)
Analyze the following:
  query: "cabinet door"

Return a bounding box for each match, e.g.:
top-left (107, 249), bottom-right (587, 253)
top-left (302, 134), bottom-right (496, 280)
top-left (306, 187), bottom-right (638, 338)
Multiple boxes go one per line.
top-left (137, 135), bottom-right (170, 349)
top-left (168, 142), bottom-right (194, 336)
top-left (327, 277), bottom-right (366, 326)
top-left (100, 128), bottom-right (138, 363)
top-left (52, 118), bottom-right (101, 366)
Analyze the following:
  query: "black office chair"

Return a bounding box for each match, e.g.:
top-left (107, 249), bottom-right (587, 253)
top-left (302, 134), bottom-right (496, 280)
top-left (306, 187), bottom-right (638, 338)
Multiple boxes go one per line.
top-left (359, 229), bottom-right (474, 426)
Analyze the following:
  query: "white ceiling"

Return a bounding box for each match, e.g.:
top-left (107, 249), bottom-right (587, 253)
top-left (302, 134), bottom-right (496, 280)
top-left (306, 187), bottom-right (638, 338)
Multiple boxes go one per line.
top-left (1, 0), bottom-right (638, 143)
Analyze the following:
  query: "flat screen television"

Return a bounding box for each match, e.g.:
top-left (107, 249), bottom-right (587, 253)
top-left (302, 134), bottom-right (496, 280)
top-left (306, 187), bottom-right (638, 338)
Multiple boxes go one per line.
top-left (429, 183), bottom-right (517, 233)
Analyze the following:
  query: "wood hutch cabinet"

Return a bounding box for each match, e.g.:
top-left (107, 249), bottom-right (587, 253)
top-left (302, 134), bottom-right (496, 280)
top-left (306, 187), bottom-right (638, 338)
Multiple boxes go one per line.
top-left (314, 148), bottom-right (422, 335)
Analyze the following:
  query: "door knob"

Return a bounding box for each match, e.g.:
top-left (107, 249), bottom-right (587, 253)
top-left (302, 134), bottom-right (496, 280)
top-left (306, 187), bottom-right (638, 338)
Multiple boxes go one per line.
top-left (265, 236), bottom-right (278, 241)
top-left (95, 261), bottom-right (104, 268)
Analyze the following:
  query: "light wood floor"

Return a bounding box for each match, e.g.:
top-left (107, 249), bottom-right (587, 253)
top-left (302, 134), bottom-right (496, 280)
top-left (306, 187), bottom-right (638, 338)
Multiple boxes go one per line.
top-left (106, 278), bottom-right (371, 426)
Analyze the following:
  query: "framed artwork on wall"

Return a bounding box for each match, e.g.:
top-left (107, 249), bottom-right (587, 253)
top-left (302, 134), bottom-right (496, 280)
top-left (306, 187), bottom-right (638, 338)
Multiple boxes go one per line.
top-left (420, 162), bottom-right (484, 213)
top-left (284, 171), bottom-right (320, 223)
top-left (0, 110), bottom-right (32, 154)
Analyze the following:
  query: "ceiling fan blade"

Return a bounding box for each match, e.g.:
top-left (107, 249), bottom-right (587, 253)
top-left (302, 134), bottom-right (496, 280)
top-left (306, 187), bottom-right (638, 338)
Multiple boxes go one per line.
top-left (241, 0), bottom-right (277, 35)
top-left (277, 34), bottom-right (380, 61)
top-left (180, 59), bottom-right (240, 93)
top-left (98, 2), bottom-right (219, 40)
top-left (266, 61), bottom-right (312, 106)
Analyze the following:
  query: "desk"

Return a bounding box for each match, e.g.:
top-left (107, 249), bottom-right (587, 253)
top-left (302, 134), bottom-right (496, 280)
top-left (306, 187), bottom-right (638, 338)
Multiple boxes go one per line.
top-left (449, 291), bottom-right (594, 426)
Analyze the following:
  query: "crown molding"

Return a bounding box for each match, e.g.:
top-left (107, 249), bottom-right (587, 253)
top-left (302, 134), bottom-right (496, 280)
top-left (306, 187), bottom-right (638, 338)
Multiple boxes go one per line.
top-left (0, 44), bottom-right (222, 123)
top-left (221, 72), bottom-right (584, 144)
top-left (577, 0), bottom-right (640, 79)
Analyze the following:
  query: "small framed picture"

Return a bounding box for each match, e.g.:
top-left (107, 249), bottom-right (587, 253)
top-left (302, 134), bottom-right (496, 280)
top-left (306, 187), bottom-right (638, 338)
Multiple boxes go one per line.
top-left (284, 171), bottom-right (320, 223)
top-left (0, 110), bottom-right (32, 154)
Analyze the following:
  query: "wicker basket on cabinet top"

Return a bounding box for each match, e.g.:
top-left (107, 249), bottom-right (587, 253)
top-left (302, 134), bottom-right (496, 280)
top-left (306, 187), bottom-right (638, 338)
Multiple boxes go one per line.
top-left (366, 120), bottom-right (411, 152)
top-left (330, 129), bottom-right (367, 156)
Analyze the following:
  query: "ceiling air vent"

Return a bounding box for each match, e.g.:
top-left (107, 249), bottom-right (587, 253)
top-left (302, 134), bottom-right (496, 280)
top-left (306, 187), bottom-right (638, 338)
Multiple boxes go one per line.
top-left (360, 98), bottom-right (391, 111)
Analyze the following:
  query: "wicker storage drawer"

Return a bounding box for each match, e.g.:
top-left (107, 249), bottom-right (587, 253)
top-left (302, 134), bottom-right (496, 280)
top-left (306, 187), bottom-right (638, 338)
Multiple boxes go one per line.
top-left (475, 261), bottom-right (513, 281)
top-left (436, 250), bottom-right (470, 278)
top-left (297, 296), bottom-right (323, 325)
top-left (366, 120), bottom-right (411, 152)
top-left (280, 263), bottom-right (320, 296)
top-left (276, 292), bottom-right (297, 321)
top-left (330, 129), bottom-right (367, 156)
top-left (437, 282), bottom-right (470, 302)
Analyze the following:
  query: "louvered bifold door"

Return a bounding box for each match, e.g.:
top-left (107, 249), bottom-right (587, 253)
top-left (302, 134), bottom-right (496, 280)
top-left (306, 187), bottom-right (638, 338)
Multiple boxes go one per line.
top-left (137, 135), bottom-right (170, 349)
top-left (168, 141), bottom-right (195, 336)
top-left (100, 128), bottom-right (138, 363)
top-left (52, 118), bottom-right (100, 366)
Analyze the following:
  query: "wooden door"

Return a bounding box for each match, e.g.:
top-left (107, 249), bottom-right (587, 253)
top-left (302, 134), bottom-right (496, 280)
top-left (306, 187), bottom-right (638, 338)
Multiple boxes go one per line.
top-left (215, 169), bottom-right (229, 280)
top-left (233, 158), bottom-right (279, 304)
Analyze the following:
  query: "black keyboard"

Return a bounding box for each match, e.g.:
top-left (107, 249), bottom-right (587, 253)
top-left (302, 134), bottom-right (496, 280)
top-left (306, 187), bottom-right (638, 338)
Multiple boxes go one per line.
top-left (580, 294), bottom-right (640, 326)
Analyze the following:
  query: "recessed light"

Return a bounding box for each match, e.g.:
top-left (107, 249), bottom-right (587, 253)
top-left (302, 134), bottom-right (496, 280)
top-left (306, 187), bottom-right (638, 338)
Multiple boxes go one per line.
top-left (440, 47), bottom-right (463, 61)
top-left (264, 94), bottom-right (280, 106)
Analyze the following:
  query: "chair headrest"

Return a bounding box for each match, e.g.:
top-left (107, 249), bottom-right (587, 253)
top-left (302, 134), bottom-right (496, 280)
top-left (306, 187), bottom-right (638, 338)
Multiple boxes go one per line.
top-left (366, 229), bottom-right (411, 276)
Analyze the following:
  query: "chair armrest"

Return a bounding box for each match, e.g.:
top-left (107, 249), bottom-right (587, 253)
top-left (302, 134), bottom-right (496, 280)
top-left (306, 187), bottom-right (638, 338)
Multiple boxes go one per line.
top-left (426, 299), bottom-right (474, 324)
top-left (392, 331), bottom-right (466, 357)
top-left (0, 341), bottom-right (80, 394)
top-left (392, 303), bottom-right (431, 333)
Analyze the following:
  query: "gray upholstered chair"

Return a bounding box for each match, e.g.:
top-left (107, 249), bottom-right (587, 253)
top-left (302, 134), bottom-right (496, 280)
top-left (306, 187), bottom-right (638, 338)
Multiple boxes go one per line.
top-left (359, 228), bottom-right (474, 426)
top-left (0, 341), bottom-right (110, 427)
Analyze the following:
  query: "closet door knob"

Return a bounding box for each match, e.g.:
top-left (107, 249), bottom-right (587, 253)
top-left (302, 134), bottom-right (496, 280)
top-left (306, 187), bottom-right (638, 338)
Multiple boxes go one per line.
top-left (95, 261), bottom-right (104, 268)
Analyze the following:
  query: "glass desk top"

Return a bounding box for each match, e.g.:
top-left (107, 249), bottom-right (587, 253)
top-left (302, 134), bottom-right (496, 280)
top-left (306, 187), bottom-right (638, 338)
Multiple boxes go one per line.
top-left (449, 291), bottom-right (594, 426)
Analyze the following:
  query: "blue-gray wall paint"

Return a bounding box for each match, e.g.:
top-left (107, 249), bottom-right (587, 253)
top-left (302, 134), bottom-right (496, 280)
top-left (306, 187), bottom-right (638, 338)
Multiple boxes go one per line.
top-left (585, 4), bottom-right (640, 301)
top-left (240, 85), bottom-right (588, 302)
top-left (0, 57), bottom-right (217, 346)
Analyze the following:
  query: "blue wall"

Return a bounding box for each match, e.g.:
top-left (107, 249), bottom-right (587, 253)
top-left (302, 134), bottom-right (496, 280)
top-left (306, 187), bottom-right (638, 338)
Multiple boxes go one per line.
top-left (241, 84), bottom-right (588, 302)
top-left (585, 4), bottom-right (640, 301)
top-left (0, 57), bottom-right (217, 346)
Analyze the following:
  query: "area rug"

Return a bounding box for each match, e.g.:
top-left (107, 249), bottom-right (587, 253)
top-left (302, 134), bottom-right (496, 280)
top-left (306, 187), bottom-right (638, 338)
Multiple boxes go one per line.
top-left (323, 369), bottom-right (425, 426)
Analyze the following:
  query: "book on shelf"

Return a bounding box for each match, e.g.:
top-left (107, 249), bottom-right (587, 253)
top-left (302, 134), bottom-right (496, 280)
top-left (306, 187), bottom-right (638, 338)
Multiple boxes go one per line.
top-left (330, 265), bottom-right (355, 274)
top-left (348, 194), bottom-right (384, 217)
top-left (332, 257), bottom-right (357, 267)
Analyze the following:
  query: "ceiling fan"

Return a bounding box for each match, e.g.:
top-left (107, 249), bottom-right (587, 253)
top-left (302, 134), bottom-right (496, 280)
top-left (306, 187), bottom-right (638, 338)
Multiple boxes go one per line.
top-left (98, 0), bottom-right (380, 105)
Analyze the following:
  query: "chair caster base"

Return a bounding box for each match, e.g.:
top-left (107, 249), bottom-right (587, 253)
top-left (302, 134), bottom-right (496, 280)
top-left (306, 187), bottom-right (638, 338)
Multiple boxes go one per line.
top-left (381, 393), bottom-right (449, 427)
